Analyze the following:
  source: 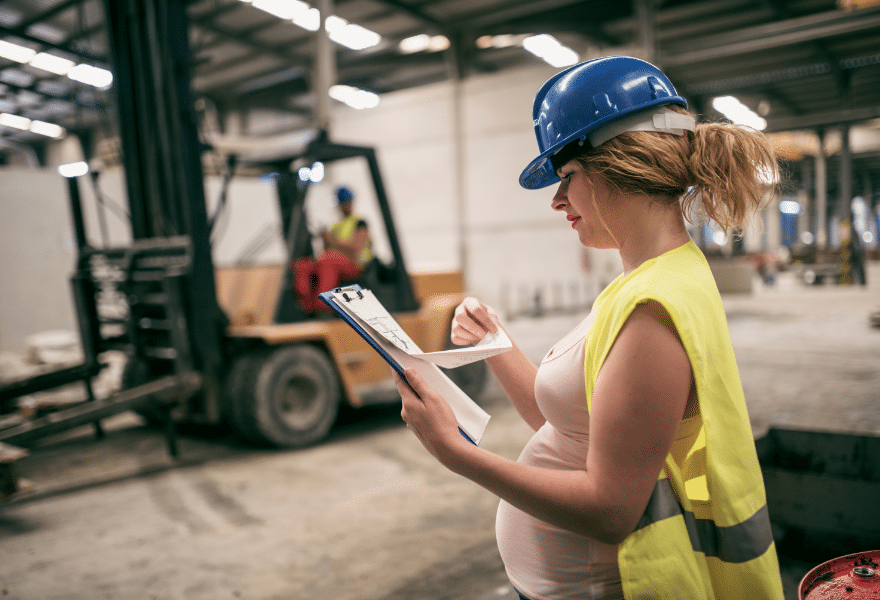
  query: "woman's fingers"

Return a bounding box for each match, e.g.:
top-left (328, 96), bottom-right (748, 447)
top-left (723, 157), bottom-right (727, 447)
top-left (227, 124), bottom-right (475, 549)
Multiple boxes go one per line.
top-left (461, 297), bottom-right (499, 332)
top-left (402, 368), bottom-right (430, 398)
top-left (451, 297), bottom-right (499, 345)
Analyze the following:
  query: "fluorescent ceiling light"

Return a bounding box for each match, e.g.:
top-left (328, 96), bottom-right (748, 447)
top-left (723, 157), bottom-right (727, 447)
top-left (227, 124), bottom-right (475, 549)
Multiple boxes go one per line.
top-left (247, 0), bottom-right (378, 46)
top-left (0, 112), bottom-right (31, 130)
top-left (0, 39), bottom-right (36, 63)
top-left (399, 34), bottom-right (449, 54)
top-left (329, 84), bottom-right (379, 110)
top-left (522, 34), bottom-right (578, 68)
top-left (400, 34), bottom-right (429, 53)
top-left (476, 34), bottom-right (523, 50)
top-left (67, 63), bottom-right (113, 88)
top-left (294, 7), bottom-right (320, 31)
top-left (427, 35), bottom-right (449, 52)
top-left (325, 15), bottom-right (346, 31)
top-left (0, 41), bottom-right (112, 88)
top-left (0, 112), bottom-right (66, 138)
top-left (327, 19), bottom-right (380, 50)
top-left (30, 119), bottom-right (65, 138)
top-left (252, 0), bottom-right (309, 19)
top-left (29, 52), bottom-right (75, 75)
top-left (711, 96), bottom-right (767, 131)
top-left (58, 161), bottom-right (89, 178)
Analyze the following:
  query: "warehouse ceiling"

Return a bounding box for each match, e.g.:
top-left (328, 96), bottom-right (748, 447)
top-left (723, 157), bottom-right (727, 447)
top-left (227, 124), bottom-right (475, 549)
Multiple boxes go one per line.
top-left (0, 0), bottom-right (879, 184)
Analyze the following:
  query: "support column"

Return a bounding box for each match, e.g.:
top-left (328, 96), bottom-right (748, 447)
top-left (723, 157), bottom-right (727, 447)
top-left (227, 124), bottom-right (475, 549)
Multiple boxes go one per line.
top-left (814, 129), bottom-right (828, 249)
top-left (446, 32), bottom-right (471, 283)
top-left (838, 125), bottom-right (853, 226)
top-left (800, 158), bottom-right (813, 244)
top-left (836, 71), bottom-right (854, 250)
top-left (315, 0), bottom-right (336, 135)
top-left (634, 0), bottom-right (656, 65)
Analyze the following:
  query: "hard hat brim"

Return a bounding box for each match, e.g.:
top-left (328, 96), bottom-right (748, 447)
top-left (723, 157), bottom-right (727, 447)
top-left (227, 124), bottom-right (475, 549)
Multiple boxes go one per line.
top-left (519, 151), bottom-right (560, 190)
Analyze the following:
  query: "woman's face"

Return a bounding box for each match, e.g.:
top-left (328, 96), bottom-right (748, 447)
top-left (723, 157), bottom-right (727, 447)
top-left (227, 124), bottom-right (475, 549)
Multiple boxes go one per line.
top-left (551, 160), bottom-right (621, 250)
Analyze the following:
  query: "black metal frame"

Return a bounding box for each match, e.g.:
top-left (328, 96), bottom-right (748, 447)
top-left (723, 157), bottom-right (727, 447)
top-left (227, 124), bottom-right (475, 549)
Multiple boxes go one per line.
top-left (102, 0), bottom-right (226, 420)
top-left (1, 0), bottom-right (221, 455)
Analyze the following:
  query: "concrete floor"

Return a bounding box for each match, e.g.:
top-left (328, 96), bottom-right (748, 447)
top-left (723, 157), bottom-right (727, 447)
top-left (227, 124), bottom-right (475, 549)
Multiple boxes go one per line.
top-left (1, 262), bottom-right (879, 600)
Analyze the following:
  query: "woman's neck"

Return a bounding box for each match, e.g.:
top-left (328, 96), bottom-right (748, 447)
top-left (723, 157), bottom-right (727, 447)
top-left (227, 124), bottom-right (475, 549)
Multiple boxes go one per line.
top-left (617, 197), bottom-right (691, 275)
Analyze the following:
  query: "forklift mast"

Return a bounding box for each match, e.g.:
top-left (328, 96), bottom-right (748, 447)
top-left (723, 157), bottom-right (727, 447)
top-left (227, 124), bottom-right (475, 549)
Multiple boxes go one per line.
top-left (101, 0), bottom-right (227, 416)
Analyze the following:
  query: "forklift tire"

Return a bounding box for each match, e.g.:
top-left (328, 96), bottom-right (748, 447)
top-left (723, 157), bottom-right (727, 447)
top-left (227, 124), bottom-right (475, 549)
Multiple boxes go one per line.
top-left (222, 350), bottom-right (269, 442)
top-left (230, 344), bottom-right (341, 448)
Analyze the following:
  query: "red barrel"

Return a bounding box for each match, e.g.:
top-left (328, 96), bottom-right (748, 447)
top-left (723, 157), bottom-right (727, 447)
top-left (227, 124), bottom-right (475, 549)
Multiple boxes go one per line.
top-left (799, 551), bottom-right (880, 599)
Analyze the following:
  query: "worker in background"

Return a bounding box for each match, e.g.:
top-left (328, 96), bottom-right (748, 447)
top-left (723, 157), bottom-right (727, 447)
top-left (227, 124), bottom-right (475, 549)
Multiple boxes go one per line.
top-left (394, 56), bottom-right (785, 599)
top-left (294, 186), bottom-right (373, 314)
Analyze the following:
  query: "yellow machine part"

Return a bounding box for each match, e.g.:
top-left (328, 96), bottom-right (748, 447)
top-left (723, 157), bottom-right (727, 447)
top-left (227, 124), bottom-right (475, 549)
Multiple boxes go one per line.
top-left (216, 265), bottom-right (467, 407)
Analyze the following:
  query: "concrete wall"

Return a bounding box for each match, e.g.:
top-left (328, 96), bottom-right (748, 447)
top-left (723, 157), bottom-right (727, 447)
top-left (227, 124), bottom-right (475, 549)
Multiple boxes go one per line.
top-left (0, 169), bottom-right (80, 353)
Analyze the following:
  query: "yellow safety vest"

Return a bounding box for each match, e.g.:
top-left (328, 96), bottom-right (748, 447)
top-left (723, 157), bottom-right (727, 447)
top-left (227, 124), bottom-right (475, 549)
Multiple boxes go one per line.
top-left (329, 214), bottom-right (373, 268)
top-left (584, 241), bottom-right (784, 600)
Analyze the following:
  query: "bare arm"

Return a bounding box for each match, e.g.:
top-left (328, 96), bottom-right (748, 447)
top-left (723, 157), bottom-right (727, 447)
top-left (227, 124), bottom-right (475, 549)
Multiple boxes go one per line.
top-left (451, 298), bottom-right (544, 430)
top-left (399, 301), bottom-right (692, 544)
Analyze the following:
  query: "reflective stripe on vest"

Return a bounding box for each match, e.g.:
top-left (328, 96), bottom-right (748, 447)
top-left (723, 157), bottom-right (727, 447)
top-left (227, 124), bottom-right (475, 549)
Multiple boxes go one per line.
top-left (636, 478), bottom-right (774, 565)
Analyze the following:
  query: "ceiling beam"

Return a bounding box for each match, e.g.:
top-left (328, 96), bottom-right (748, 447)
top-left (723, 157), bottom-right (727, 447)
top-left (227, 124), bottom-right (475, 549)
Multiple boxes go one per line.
top-left (661, 5), bottom-right (880, 66)
top-left (463, 0), bottom-right (592, 29)
top-left (765, 105), bottom-right (880, 133)
top-left (684, 51), bottom-right (880, 96)
top-left (190, 19), bottom-right (311, 62)
top-left (18, 0), bottom-right (83, 31)
top-left (368, 0), bottom-right (445, 28)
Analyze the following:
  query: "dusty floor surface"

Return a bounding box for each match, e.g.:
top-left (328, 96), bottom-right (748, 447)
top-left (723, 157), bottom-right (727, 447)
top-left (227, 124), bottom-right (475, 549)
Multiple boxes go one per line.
top-left (1, 262), bottom-right (878, 600)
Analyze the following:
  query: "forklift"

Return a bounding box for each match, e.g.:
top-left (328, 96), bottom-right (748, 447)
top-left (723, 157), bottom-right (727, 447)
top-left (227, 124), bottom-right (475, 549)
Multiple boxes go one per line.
top-left (122, 132), bottom-right (488, 448)
top-left (0, 0), bottom-right (485, 497)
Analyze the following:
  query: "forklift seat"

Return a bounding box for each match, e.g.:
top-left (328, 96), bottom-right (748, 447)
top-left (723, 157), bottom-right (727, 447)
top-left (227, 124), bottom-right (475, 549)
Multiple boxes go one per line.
top-left (340, 257), bottom-right (396, 289)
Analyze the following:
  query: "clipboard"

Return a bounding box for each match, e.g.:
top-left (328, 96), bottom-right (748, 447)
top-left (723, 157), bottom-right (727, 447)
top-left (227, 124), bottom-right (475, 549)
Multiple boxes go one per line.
top-left (318, 284), bottom-right (490, 445)
top-left (319, 285), bottom-right (406, 378)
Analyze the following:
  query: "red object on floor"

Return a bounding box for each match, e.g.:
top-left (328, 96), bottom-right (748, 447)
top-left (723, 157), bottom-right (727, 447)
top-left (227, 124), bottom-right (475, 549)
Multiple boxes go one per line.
top-left (799, 550), bottom-right (880, 599)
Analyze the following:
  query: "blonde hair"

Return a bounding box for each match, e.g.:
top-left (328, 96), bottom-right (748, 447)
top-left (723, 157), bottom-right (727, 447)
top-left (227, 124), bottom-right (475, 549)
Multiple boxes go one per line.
top-left (574, 105), bottom-right (778, 235)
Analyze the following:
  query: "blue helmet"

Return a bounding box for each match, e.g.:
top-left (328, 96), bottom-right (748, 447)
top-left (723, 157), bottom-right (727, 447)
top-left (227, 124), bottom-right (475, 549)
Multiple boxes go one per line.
top-left (336, 186), bottom-right (354, 203)
top-left (519, 56), bottom-right (688, 190)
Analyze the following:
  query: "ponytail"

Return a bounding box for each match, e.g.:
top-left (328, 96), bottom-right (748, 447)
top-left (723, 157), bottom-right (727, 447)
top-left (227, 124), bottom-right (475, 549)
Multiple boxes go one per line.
top-left (575, 106), bottom-right (778, 235)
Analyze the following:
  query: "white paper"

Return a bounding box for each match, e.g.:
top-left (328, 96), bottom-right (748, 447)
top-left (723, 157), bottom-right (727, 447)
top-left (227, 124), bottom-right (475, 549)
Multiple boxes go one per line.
top-left (331, 289), bottom-right (512, 369)
top-left (329, 289), bottom-right (491, 444)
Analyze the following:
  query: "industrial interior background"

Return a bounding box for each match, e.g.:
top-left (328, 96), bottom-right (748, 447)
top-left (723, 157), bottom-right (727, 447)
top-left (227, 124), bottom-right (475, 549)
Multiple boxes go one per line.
top-left (0, 0), bottom-right (879, 599)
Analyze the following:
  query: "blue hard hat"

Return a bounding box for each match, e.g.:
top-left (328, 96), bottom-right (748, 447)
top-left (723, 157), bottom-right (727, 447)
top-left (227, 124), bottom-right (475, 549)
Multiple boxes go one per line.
top-left (336, 186), bottom-right (354, 203)
top-left (519, 56), bottom-right (688, 190)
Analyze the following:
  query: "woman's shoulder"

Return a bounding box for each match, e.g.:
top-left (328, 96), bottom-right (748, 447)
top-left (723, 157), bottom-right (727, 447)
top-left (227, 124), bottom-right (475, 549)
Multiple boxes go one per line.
top-left (598, 242), bottom-right (721, 329)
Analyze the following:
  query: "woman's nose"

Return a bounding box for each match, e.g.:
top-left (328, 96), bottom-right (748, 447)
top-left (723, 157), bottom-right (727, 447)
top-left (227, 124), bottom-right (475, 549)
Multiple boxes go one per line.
top-left (551, 184), bottom-right (566, 210)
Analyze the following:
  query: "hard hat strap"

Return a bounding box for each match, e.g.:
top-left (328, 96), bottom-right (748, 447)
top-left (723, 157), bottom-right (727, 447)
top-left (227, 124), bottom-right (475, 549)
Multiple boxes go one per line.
top-left (588, 107), bottom-right (695, 148)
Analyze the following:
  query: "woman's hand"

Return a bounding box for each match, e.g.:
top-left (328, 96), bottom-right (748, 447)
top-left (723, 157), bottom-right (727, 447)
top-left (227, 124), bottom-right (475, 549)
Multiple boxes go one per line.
top-left (395, 368), bottom-right (470, 465)
top-left (451, 297), bottom-right (500, 346)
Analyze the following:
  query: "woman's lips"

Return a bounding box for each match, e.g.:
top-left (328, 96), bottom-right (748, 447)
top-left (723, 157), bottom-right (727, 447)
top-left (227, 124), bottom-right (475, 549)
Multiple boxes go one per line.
top-left (568, 215), bottom-right (580, 228)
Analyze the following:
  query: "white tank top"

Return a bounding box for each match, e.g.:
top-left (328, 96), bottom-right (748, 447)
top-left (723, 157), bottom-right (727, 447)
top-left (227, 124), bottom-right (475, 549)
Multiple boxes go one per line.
top-left (496, 312), bottom-right (623, 600)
